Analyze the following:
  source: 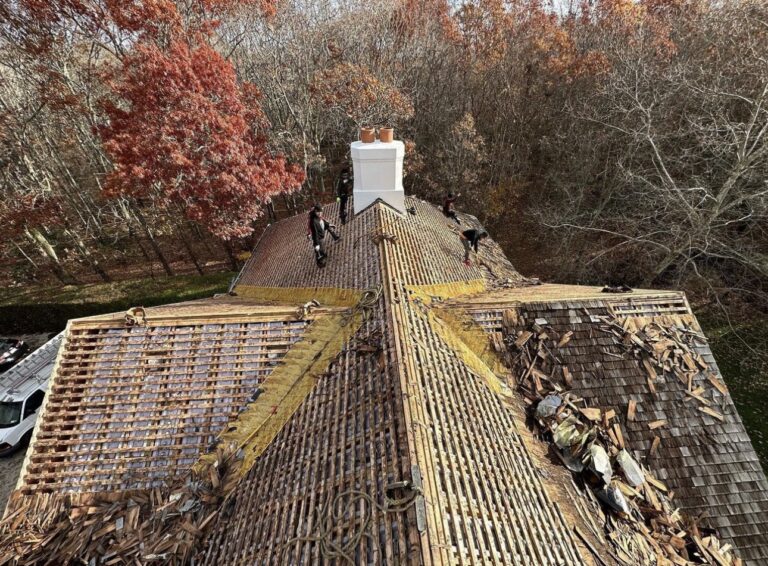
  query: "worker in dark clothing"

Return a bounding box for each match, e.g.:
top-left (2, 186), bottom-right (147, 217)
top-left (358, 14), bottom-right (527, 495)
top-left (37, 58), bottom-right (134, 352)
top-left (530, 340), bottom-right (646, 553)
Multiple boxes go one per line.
top-left (336, 167), bottom-right (352, 225)
top-left (442, 192), bottom-right (461, 225)
top-left (459, 229), bottom-right (488, 266)
top-left (307, 204), bottom-right (340, 267)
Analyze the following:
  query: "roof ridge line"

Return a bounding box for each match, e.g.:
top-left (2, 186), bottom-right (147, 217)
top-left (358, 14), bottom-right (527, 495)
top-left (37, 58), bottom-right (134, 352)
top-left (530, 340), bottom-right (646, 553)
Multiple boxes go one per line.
top-left (373, 203), bottom-right (440, 563)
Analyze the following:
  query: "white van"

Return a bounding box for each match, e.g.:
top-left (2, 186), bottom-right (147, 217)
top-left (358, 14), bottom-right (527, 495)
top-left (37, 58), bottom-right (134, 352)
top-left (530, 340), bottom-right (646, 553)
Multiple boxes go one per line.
top-left (0, 333), bottom-right (63, 456)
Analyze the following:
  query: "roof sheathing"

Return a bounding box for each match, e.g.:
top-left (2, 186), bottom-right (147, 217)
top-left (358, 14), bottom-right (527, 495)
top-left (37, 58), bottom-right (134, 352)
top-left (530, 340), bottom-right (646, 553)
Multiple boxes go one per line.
top-left (19, 309), bottom-right (314, 494)
top-left (235, 200), bottom-right (381, 292)
top-left (233, 198), bottom-right (522, 298)
top-left (376, 198), bottom-right (521, 287)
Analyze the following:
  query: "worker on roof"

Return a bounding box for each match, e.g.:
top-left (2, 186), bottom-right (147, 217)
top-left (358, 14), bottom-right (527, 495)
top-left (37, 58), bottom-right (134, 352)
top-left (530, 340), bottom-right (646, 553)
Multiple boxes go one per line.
top-left (336, 167), bottom-right (352, 225)
top-left (459, 228), bottom-right (488, 266)
top-left (307, 204), bottom-right (340, 267)
top-left (442, 192), bottom-right (461, 225)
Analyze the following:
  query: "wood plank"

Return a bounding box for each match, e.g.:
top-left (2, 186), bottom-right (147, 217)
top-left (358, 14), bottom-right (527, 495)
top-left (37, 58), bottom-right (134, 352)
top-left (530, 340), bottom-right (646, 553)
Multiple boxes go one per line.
top-left (650, 436), bottom-right (661, 457)
top-left (698, 406), bottom-right (725, 422)
top-left (627, 400), bottom-right (637, 421)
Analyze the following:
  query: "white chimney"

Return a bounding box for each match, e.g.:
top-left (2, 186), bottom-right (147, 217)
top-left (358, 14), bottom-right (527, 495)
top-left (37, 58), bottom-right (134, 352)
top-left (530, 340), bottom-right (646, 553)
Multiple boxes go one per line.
top-left (351, 128), bottom-right (405, 214)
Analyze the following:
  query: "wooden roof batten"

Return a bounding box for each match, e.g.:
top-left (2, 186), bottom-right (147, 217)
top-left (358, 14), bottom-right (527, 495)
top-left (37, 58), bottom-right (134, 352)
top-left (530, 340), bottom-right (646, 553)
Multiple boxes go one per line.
top-left (1, 196), bottom-right (766, 565)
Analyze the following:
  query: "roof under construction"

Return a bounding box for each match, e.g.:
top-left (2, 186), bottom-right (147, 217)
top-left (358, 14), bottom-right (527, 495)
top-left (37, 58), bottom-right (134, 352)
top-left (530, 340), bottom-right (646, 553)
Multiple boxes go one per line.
top-left (1, 196), bottom-right (766, 565)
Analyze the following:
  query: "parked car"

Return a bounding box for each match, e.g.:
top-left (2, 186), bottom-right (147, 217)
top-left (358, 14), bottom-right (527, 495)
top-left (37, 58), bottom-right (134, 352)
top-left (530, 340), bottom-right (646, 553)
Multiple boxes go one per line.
top-left (0, 333), bottom-right (63, 456)
top-left (0, 338), bottom-right (30, 373)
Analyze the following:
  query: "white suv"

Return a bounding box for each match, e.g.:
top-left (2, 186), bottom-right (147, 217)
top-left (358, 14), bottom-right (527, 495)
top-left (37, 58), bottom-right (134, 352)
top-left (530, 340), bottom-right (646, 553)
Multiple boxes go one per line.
top-left (0, 334), bottom-right (63, 456)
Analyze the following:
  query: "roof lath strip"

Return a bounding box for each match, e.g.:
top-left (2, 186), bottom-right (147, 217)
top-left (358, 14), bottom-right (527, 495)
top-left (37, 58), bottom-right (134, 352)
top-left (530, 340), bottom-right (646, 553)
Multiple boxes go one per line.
top-left (18, 311), bottom-right (319, 494)
top-left (196, 306), bottom-right (366, 474)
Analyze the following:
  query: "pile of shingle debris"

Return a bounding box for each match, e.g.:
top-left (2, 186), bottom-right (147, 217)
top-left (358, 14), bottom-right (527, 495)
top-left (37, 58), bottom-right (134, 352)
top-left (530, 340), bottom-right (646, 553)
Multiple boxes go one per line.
top-left (609, 317), bottom-right (728, 424)
top-left (0, 444), bottom-right (242, 566)
top-left (503, 315), bottom-right (741, 566)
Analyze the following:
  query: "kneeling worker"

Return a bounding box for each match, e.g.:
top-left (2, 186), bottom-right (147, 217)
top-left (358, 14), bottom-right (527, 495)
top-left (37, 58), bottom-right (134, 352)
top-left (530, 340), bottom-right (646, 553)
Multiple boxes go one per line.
top-left (442, 192), bottom-right (461, 225)
top-left (459, 228), bottom-right (488, 266)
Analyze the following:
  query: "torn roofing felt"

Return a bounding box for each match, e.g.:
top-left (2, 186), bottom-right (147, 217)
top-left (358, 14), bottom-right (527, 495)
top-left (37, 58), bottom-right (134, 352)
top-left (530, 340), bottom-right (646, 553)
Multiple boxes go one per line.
top-left (1, 197), bottom-right (766, 565)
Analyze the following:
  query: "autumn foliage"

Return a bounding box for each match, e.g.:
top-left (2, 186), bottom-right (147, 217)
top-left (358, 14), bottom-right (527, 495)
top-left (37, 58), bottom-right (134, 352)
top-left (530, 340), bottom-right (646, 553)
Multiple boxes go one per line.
top-left (99, 40), bottom-right (303, 239)
top-left (310, 62), bottom-right (414, 127)
top-left (1, 0), bottom-right (767, 330)
top-left (1, 0), bottom-right (278, 52)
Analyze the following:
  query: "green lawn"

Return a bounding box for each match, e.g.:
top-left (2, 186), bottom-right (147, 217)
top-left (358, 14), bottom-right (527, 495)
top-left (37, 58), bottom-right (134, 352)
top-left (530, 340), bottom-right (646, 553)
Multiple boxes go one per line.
top-left (701, 315), bottom-right (768, 471)
top-left (0, 272), bottom-right (236, 333)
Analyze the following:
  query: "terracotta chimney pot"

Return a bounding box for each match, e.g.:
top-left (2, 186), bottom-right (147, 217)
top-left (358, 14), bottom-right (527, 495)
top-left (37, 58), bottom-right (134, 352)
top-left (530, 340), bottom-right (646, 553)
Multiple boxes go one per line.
top-left (379, 127), bottom-right (394, 143)
top-left (360, 127), bottom-right (375, 143)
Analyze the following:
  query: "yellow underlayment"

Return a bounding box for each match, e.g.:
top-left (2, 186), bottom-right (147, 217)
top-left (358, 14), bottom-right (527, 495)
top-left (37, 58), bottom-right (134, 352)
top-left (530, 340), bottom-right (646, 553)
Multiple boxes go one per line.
top-left (407, 279), bottom-right (513, 396)
top-left (419, 297), bottom-right (515, 403)
top-left (207, 282), bottom-right (489, 479)
top-left (234, 284), bottom-right (363, 307)
top-left (196, 295), bottom-right (364, 475)
top-left (203, 280), bottom-right (500, 478)
top-left (406, 279), bottom-right (487, 305)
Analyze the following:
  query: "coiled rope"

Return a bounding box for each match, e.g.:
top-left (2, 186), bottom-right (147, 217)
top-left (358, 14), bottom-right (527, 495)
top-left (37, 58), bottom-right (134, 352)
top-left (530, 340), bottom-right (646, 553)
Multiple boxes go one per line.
top-left (342, 285), bottom-right (382, 325)
top-left (279, 484), bottom-right (421, 565)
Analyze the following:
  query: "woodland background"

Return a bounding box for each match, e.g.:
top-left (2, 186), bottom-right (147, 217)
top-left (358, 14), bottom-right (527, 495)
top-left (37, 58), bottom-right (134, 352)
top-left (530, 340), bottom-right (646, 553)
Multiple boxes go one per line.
top-left (0, 1), bottom-right (767, 457)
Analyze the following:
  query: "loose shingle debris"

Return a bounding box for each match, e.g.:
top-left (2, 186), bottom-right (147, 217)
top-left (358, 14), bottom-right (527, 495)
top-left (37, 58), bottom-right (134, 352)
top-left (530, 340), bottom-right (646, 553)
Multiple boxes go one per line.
top-left (507, 322), bottom-right (743, 566)
top-left (295, 299), bottom-right (320, 320)
top-left (124, 306), bottom-right (147, 327)
top-left (602, 285), bottom-right (633, 294)
top-left (598, 315), bottom-right (728, 422)
top-left (0, 445), bottom-right (241, 566)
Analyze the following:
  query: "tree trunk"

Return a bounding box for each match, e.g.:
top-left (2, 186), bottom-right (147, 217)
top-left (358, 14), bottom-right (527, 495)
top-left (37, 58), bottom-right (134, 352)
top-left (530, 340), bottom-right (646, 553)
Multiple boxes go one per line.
top-left (134, 233), bottom-right (153, 263)
top-left (177, 207), bottom-right (215, 255)
top-left (221, 240), bottom-right (239, 271)
top-left (119, 199), bottom-right (153, 263)
top-left (177, 224), bottom-right (204, 275)
top-left (189, 219), bottom-right (206, 241)
top-left (13, 240), bottom-right (38, 270)
top-left (25, 228), bottom-right (79, 284)
top-left (132, 206), bottom-right (174, 276)
top-left (48, 263), bottom-right (72, 285)
top-left (65, 229), bottom-right (112, 282)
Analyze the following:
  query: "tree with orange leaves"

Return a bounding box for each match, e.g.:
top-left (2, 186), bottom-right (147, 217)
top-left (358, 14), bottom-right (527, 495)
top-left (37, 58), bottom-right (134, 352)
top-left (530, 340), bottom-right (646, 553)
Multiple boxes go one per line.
top-left (310, 62), bottom-right (414, 128)
top-left (99, 39), bottom-right (304, 240)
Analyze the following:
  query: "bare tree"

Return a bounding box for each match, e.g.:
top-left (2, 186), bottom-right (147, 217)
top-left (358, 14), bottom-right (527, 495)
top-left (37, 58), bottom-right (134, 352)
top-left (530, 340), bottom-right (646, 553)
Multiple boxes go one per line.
top-left (535, 2), bottom-right (768, 311)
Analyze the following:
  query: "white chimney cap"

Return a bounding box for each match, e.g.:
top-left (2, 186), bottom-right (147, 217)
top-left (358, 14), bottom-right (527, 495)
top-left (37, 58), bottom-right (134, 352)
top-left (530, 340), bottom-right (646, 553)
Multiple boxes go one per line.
top-left (351, 139), bottom-right (405, 214)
